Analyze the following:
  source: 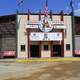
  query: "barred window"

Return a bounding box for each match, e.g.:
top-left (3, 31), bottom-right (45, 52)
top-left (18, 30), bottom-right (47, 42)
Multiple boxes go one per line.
top-left (44, 45), bottom-right (49, 51)
top-left (21, 45), bottom-right (25, 51)
top-left (66, 44), bottom-right (70, 50)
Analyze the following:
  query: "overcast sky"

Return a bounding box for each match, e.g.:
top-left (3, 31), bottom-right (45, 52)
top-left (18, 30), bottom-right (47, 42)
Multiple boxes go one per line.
top-left (0, 0), bottom-right (80, 16)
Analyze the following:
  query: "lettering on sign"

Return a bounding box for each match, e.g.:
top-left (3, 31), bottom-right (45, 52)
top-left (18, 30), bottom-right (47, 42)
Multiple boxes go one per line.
top-left (30, 32), bottom-right (62, 41)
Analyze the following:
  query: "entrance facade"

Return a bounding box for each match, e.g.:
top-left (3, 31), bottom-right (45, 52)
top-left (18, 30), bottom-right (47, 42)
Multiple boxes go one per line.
top-left (17, 0), bottom-right (73, 58)
top-left (17, 13), bottom-right (73, 58)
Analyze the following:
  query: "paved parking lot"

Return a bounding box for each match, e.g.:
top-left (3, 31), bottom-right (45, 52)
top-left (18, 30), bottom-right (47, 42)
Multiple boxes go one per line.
top-left (0, 60), bottom-right (80, 80)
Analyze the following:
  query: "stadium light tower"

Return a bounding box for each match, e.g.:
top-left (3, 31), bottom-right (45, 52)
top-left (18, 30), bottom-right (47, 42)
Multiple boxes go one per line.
top-left (17, 0), bottom-right (24, 13)
top-left (70, 0), bottom-right (75, 56)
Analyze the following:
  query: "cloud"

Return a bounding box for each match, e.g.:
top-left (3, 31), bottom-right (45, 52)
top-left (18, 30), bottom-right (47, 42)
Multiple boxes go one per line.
top-left (74, 8), bottom-right (80, 16)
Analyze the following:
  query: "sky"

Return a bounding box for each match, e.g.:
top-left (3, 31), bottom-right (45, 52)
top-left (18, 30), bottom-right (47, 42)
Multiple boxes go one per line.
top-left (0, 0), bottom-right (80, 16)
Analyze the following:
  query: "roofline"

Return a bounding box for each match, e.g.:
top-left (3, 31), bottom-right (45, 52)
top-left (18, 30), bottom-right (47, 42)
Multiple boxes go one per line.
top-left (0, 13), bottom-right (79, 17)
top-left (17, 12), bottom-right (71, 16)
top-left (0, 14), bottom-right (16, 18)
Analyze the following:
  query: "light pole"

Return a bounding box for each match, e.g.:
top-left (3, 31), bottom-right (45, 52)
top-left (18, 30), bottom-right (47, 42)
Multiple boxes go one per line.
top-left (70, 0), bottom-right (75, 56)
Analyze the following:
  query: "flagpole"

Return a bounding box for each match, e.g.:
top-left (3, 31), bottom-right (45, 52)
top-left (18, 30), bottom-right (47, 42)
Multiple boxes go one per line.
top-left (44, 0), bottom-right (48, 17)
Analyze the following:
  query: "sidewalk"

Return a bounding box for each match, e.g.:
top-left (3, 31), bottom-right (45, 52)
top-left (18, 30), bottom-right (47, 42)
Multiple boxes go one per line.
top-left (0, 59), bottom-right (16, 63)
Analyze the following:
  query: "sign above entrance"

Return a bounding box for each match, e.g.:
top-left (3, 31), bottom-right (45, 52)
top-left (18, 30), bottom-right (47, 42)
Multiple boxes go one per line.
top-left (53, 24), bottom-right (66, 29)
top-left (26, 24), bottom-right (38, 28)
top-left (39, 17), bottom-right (53, 33)
top-left (30, 32), bottom-right (62, 41)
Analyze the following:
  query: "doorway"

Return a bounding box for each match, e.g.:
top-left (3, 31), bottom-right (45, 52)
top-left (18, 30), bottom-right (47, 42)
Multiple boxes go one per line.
top-left (30, 45), bottom-right (40, 58)
top-left (52, 45), bottom-right (62, 57)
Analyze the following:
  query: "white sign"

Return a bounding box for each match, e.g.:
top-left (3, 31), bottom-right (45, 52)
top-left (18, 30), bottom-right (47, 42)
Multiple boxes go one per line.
top-left (25, 20), bottom-right (66, 29)
top-left (30, 32), bottom-right (62, 41)
top-left (54, 24), bottom-right (66, 29)
top-left (26, 24), bottom-right (38, 28)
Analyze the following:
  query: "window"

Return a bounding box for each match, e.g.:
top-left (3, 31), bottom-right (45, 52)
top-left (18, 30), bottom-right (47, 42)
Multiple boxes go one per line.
top-left (44, 45), bottom-right (49, 51)
top-left (66, 44), bottom-right (70, 50)
top-left (21, 45), bottom-right (25, 51)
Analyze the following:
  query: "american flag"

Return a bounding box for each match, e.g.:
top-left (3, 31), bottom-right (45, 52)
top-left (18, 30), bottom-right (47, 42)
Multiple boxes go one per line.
top-left (44, 0), bottom-right (48, 16)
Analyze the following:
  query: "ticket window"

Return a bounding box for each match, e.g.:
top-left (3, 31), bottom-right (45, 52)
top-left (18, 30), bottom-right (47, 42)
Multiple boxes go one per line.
top-left (21, 45), bottom-right (25, 52)
top-left (44, 45), bottom-right (49, 51)
top-left (66, 44), bottom-right (70, 51)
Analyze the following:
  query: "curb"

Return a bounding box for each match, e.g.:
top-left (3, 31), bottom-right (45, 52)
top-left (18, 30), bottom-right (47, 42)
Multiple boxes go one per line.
top-left (0, 58), bottom-right (80, 63)
top-left (16, 58), bottom-right (80, 62)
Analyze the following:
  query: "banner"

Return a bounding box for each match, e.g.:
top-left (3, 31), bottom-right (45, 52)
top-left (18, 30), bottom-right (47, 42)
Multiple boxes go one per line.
top-left (30, 32), bottom-right (62, 41)
top-left (75, 50), bottom-right (80, 55)
top-left (3, 51), bottom-right (16, 57)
